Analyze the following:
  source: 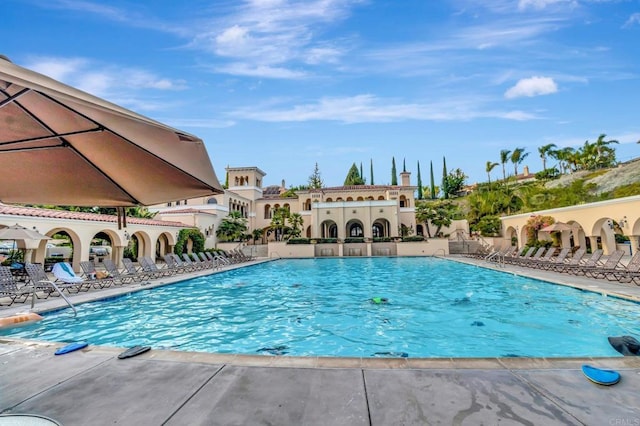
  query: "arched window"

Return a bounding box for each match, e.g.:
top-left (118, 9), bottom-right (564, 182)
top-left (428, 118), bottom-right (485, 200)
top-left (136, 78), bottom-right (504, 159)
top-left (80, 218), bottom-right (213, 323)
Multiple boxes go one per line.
top-left (378, 195), bottom-right (385, 200)
top-left (321, 221), bottom-right (338, 238)
top-left (346, 197), bottom-right (354, 201)
top-left (372, 223), bottom-right (384, 238)
top-left (264, 204), bottom-right (271, 219)
top-left (349, 223), bottom-right (363, 237)
top-left (207, 197), bottom-right (218, 204)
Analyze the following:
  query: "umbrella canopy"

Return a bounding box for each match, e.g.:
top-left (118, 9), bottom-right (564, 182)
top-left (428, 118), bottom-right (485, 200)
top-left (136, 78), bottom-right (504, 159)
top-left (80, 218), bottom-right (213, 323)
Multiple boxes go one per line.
top-left (0, 223), bottom-right (51, 242)
top-left (540, 222), bottom-right (576, 232)
top-left (0, 56), bottom-right (223, 207)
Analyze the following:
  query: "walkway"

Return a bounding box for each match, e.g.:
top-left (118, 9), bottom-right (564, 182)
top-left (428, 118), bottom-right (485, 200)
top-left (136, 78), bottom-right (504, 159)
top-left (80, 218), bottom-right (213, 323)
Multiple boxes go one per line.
top-left (1, 257), bottom-right (640, 425)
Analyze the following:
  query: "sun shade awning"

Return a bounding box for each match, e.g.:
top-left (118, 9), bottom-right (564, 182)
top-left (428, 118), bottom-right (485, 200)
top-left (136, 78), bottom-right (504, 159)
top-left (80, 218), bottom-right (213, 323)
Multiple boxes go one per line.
top-left (0, 56), bottom-right (223, 207)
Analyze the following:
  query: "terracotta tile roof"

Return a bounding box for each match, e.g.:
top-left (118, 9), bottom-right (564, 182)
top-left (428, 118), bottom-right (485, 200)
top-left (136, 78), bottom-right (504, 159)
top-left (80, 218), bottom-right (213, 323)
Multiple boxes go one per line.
top-left (159, 208), bottom-right (216, 216)
top-left (0, 204), bottom-right (188, 227)
top-left (304, 185), bottom-right (413, 192)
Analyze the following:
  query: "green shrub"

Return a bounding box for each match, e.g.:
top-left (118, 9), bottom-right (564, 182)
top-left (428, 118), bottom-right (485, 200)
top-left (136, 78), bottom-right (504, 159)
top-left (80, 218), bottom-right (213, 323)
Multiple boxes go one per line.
top-left (344, 237), bottom-right (365, 243)
top-left (287, 238), bottom-right (310, 244)
top-left (314, 238), bottom-right (338, 244)
top-left (401, 236), bottom-right (425, 242)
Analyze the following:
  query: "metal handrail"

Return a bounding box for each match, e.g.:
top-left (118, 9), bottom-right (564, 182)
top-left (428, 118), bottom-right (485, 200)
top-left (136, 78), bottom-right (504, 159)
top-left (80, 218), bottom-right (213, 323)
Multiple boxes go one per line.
top-left (34, 280), bottom-right (77, 317)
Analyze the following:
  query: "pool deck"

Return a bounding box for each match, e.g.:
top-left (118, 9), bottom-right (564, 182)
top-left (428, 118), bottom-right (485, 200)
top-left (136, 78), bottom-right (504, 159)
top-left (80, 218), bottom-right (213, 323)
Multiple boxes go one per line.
top-left (2, 256), bottom-right (640, 425)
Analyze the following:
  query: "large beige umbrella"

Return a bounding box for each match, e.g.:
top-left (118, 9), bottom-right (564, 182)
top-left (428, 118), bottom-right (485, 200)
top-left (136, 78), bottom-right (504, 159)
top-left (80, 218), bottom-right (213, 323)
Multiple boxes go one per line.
top-left (0, 223), bottom-right (51, 263)
top-left (0, 55), bottom-right (222, 207)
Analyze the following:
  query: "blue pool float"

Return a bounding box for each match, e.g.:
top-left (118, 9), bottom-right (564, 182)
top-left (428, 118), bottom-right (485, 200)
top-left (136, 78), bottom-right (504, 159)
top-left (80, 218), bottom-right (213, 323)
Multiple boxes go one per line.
top-left (55, 342), bottom-right (88, 355)
top-left (581, 364), bottom-right (620, 386)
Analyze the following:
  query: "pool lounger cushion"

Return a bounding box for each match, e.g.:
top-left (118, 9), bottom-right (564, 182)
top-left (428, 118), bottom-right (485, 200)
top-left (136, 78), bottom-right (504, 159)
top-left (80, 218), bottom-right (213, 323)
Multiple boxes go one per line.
top-left (582, 364), bottom-right (620, 386)
top-left (118, 345), bottom-right (151, 359)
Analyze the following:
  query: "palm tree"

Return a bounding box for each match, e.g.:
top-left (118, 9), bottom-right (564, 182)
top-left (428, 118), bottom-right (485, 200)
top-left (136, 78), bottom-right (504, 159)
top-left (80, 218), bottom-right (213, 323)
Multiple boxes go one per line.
top-left (287, 213), bottom-right (304, 239)
top-left (485, 161), bottom-right (498, 184)
top-left (251, 228), bottom-right (264, 245)
top-left (499, 149), bottom-right (511, 181)
top-left (592, 133), bottom-right (619, 168)
top-left (538, 143), bottom-right (556, 171)
top-left (554, 147), bottom-right (575, 174)
top-left (510, 147), bottom-right (529, 176)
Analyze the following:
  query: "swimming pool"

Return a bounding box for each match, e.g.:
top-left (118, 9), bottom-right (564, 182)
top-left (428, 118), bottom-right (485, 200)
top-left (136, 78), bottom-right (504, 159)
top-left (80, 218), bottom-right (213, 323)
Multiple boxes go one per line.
top-left (2, 257), bottom-right (638, 358)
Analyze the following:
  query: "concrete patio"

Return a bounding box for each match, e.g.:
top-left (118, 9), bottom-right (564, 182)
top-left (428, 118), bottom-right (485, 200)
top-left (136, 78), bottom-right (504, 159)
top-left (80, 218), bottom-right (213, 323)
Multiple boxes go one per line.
top-left (2, 256), bottom-right (640, 425)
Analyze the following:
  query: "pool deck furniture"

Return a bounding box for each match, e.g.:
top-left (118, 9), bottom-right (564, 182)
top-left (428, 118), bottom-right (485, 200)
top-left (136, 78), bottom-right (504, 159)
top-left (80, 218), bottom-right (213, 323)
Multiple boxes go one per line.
top-left (0, 266), bottom-right (33, 306)
top-left (3, 256), bottom-right (640, 424)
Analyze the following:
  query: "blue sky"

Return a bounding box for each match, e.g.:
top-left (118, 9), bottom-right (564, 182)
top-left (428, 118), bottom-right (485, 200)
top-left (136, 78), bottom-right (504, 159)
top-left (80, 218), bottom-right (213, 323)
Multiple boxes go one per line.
top-left (3, 0), bottom-right (640, 188)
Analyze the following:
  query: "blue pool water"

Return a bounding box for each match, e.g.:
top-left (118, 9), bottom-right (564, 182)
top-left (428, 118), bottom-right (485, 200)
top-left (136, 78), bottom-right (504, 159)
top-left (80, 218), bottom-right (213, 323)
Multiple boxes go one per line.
top-left (2, 257), bottom-right (638, 358)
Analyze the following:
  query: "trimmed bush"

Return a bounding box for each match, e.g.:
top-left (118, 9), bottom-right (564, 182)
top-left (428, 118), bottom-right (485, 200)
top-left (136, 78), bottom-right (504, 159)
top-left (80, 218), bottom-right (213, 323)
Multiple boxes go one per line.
top-left (287, 238), bottom-right (311, 244)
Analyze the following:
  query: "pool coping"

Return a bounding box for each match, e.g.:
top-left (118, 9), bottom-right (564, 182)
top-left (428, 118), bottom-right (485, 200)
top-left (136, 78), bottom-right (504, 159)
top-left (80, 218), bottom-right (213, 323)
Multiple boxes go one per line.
top-left (2, 255), bottom-right (640, 369)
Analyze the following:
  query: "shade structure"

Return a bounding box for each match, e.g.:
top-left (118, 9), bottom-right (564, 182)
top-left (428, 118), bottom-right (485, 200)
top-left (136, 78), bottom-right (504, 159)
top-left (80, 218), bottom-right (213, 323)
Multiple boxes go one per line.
top-left (0, 223), bottom-right (51, 242)
top-left (540, 222), bottom-right (576, 232)
top-left (0, 56), bottom-right (223, 207)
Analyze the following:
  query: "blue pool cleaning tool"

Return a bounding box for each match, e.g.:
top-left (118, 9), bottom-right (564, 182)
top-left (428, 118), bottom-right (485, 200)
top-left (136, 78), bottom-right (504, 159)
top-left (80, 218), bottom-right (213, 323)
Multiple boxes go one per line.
top-left (55, 342), bottom-right (88, 355)
top-left (581, 365), bottom-right (620, 386)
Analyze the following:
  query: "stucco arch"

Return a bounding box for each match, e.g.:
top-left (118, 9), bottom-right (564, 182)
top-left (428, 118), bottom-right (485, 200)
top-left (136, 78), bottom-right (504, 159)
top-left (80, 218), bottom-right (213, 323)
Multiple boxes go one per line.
top-left (346, 219), bottom-right (364, 237)
top-left (591, 217), bottom-right (617, 254)
top-left (320, 220), bottom-right (337, 238)
top-left (43, 227), bottom-right (83, 271)
top-left (372, 218), bottom-right (390, 238)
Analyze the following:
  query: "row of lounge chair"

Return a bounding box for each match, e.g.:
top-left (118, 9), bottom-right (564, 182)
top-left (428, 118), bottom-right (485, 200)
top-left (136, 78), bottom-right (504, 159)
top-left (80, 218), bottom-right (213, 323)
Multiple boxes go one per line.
top-left (485, 244), bottom-right (640, 284)
top-left (1, 250), bottom-right (253, 306)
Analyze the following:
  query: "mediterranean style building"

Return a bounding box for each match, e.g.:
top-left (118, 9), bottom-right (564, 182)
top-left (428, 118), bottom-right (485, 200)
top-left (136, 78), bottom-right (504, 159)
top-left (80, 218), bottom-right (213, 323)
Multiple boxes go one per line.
top-left (149, 165), bottom-right (453, 248)
top-left (149, 167), bottom-right (468, 251)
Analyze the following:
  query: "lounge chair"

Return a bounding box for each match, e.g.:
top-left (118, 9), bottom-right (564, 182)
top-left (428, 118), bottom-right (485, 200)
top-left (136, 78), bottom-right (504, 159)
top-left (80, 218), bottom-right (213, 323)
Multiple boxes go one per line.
top-left (525, 247), bottom-right (556, 268)
top-left (0, 266), bottom-right (33, 306)
top-left (535, 247), bottom-right (570, 270)
top-left (581, 250), bottom-right (633, 280)
top-left (121, 258), bottom-right (152, 281)
top-left (140, 256), bottom-right (173, 278)
top-left (190, 252), bottom-right (212, 269)
top-left (25, 262), bottom-right (85, 296)
top-left (614, 251), bottom-right (640, 284)
top-left (79, 261), bottom-right (113, 288)
top-left (102, 258), bottom-right (137, 284)
top-left (504, 247), bottom-right (536, 265)
top-left (563, 249), bottom-right (604, 275)
top-left (198, 252), bottom-right (217, 269)
top-left (163, 254), bottom-right (187, 274)
top-left (511, 247), bottom-right (546, 266)
top-left (550, 248), bottom-right (586, 272)
top-left (52, 262), bottom-right (101, 290)
top-left (181, 253), bottom-right (204, 271)
top-left (206, 251), bottom-right (231, 266)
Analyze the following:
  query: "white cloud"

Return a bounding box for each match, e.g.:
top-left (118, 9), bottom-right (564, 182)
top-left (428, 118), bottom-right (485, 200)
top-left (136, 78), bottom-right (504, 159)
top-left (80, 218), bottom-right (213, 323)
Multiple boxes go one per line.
top-left (24, 56), bottom-right (186, 95)
top-left (623, 13), bottom-right (640, 28)
top-left (215, 63), bottom-right (307, 79)
top-left (190, 0), bottom-right (363, 78)
top-left (504, 76), bottom-right (558, 98)
top-left (229, 94), bottom-right (539, 123)
top-left (517, 0), bottom-right (575, 10)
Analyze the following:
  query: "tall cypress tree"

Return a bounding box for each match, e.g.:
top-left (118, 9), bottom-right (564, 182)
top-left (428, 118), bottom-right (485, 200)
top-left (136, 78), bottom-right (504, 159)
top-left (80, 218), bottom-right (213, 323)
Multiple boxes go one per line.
top-left (344, 163), bottom-right (365, 185)
top-left (442, 156), bottom-right (448, 199)
top-left (360, 162), bottom-right (364, 183)
top-left (416, 161), bottom-right (423, 200)
top-left (430, 161), bottom-right (436, 199)
top-left (370, 159), bottom-right (374, 185)
top-left (391, 157), bottom-right (398, 185)
top-left (403, 158), bottom-right (407, 172)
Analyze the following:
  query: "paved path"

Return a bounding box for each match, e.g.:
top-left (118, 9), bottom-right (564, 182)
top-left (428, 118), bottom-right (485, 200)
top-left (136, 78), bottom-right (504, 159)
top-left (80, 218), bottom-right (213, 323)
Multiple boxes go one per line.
top-left (2, 256), bottom-right (640, 425)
